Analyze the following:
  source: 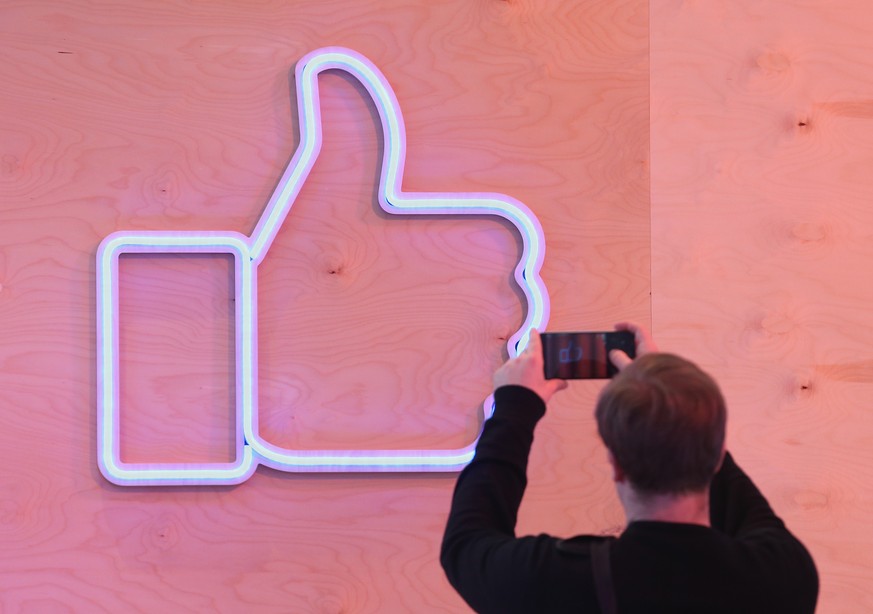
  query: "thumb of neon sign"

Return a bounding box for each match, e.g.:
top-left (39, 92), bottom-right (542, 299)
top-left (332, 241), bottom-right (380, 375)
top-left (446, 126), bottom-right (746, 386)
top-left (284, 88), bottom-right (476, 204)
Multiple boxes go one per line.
top-left (96, 47), bottom-right (550, 486)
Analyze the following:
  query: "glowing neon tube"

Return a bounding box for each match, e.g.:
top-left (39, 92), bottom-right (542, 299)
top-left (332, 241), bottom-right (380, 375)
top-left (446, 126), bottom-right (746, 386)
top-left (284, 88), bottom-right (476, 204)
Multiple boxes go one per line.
top-left (96, 47), bottom-right (550, 485)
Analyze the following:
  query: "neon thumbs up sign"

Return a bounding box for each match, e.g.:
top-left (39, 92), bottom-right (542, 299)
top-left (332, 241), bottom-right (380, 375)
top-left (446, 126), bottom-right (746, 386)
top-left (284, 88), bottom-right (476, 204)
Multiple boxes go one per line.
top-left (96, 47), bottom-right (550, 486)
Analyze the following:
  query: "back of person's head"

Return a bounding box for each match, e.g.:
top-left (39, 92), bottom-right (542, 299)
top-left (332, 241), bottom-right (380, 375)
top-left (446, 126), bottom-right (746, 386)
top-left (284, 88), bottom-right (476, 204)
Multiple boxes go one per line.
top-left (595, 353), bottom-right (726, 496)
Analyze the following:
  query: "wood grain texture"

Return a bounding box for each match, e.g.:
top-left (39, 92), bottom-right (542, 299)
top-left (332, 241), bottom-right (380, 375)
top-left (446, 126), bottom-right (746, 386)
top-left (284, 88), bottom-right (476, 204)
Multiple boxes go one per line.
top-left (0, 0), bottom-right (648, 611)
top-left (118, 253), bottom-right (237, 463)
top-left (652, 1), bottom-right (873, 611)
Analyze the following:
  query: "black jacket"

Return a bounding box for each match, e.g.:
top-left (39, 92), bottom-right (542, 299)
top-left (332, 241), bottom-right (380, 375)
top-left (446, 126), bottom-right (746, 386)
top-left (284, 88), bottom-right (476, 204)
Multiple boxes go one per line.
top-left (441, 386), bottom-right (818, 613)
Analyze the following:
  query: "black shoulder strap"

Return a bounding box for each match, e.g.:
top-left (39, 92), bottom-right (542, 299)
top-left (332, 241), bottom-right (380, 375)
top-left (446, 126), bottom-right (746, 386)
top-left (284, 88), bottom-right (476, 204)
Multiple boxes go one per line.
top-left (590, 540), bottom-right (618, 614)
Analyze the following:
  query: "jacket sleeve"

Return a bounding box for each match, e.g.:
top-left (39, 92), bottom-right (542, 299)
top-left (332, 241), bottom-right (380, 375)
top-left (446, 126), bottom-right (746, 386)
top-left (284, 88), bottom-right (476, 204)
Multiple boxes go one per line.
top-left (709, 452), bottom-right (819, 611)
top-left (710, 451), bottom-right (789, 535)
top-left (440, 385), bottom-right (550, 612)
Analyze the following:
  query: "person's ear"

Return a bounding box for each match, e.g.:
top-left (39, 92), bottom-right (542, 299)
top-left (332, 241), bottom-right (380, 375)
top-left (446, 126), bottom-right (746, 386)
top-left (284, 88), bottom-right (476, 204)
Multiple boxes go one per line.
top-left (714, 445), bottom-right (727, 473)
top-left (607, 449), bottom-right (626, 483)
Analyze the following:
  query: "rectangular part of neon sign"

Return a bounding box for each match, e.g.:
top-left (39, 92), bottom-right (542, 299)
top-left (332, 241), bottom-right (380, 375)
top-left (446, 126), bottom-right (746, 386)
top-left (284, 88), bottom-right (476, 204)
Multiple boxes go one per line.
top-left (96, 47), bottom-right (550, 486)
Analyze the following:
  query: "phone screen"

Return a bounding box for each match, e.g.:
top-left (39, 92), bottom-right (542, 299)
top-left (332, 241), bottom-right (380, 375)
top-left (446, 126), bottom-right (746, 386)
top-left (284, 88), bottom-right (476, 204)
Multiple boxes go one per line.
top-left (541, 331), bottom-right (635, 379)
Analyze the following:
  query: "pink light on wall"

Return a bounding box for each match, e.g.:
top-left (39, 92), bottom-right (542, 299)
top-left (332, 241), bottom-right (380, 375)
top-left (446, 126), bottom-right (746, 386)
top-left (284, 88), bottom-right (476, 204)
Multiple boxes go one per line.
top-left (96, 47), bottom-right (550, 486)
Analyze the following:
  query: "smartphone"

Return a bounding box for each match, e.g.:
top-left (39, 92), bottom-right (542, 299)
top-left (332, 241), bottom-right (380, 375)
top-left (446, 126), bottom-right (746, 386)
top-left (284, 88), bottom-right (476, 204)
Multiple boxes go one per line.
top-left (541, 331), bottom-right (635, 379)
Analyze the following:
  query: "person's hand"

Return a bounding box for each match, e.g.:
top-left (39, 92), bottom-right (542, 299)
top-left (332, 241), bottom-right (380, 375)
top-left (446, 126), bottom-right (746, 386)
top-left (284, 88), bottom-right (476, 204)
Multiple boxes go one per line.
top-left (609, 322), bottom-right (659, 372)
top-left (493, 330), bottom-right (568, 404)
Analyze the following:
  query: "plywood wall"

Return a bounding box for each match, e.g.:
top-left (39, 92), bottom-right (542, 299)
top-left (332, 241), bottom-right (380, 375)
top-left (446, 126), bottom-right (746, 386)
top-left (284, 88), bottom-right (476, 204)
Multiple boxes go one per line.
top-left (651, 2), bottom-right (873, 612)
top-left (2, 0), bottom-right (870, 612)
top-left (0, 0), bottom-right (648, 611)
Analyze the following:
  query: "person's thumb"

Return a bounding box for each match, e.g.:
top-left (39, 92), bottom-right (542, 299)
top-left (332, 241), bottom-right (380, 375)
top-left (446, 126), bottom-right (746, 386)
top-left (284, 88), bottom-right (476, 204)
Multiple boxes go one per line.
top-left (609, 349), bottom-right (632, 372)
